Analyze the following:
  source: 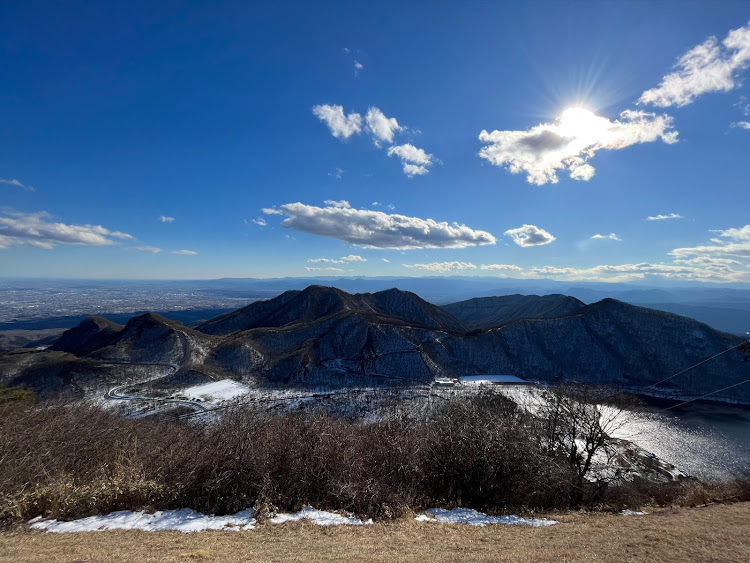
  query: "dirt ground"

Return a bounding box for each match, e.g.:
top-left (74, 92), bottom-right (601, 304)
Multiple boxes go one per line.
top-left (2, 502), bottom-right (749, 562)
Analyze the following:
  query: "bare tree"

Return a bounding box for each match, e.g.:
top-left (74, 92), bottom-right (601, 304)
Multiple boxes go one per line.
top-left (538, 384), bottom-right (633, 507)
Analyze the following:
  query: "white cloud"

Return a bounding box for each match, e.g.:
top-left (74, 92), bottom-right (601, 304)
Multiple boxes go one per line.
top-left (478, 108), bottom-right (677, 185)
top-left (329, 167), bottom-right (344, 179)
top-left (262, 207), bottom-right (284, 215)
top-left (354, 60), bottom-right (364, 76)
top-left (403, 261), bottom-right (477, 273)
top-left (382, 258), bottom-right (390, 263)
top-left (480, 264), bottom-right (523, 271)
top-left (305, 266), bottom-right (344, 272)
top-left (731, 121), bottom-right (750, 129)
top-left (159, 215), bottom-right (175, 223)
top-left (0, 178), bottom-right (34, 191)
top-left (323, 199), bottom-right (351, 208)
top-left (312, 104), bottom-right (363, 139)
top-left (646, 213), bottom-right (684, 221)
top-left (252, 217), bottom-right (267, 227)
top-left (134, 246), bottom-right (161, 253)
top-left (366, 107), bottom-right (402, 145)
top-left (341, 254), bottom-right (366, 262)
top-left (387, 143), bottom-right (435, 176)
top-left (670, 224), bottom-right (750, 259)
top-left (591, 233), bottom-right (622, 241)
top-left (172, 249), bottom-right (197, 255)
top-left (639, 20), bottom-right (750, 107)
top-left (279, 202), bottom-right (497, 249)
top-left (504, 224), bottom-right (556, 247)
top-left (0, 210), bottom-right (132, 249)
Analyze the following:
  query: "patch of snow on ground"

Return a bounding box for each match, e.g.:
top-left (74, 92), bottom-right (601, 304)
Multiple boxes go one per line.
top-left (620, 509), bottom-right (648, 516)
top-left (29, 508), bottom-right (256, 533)
top-left (181, 379), bottom-right (250, 403)
top-left (269, 506), bottom-right (372, 526)
top-left (460, 375), bottom-right (526, 384)
top-left (415, 508), bottom-right (557, 527)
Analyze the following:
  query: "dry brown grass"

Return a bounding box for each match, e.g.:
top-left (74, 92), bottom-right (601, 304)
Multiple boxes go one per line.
top-left (2, 502), bottom-right (749, 562)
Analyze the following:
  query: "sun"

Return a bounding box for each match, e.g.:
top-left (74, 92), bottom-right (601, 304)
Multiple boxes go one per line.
top-left (557, 107), bottom-right (609, 140)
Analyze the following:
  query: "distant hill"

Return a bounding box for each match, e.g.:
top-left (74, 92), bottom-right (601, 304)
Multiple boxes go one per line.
top-left (198, 285), bottom-right (468, 335)
top-left (442, 294), bottom-right (584, 329)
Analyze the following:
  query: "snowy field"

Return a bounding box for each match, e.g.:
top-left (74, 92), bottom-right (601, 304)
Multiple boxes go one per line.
top-left (180, 379), bottom-right (251, 404)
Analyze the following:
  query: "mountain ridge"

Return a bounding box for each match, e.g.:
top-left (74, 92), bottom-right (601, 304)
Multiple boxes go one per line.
top-left (2, 286), bottom-right (748, 403)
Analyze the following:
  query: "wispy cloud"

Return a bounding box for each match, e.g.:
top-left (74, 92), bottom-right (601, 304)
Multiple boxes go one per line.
top-left (252, 217), bottom-right (267, 226)
top-left (639, 20), bottom-right (750, 107)
top-left (480, 264), bottom-right (523, 271)
top-left (387, 143), bottom-right (435, 176)
top-left (731, 121), bottom-right (750, 130)
top-left (308, 254), bottom-right (366, 264)
top-left (591, 233), bottom-right (621, 241)
top-left (328, 167), bottom-right (344, 179)
top-left (172, 249), bottom-right (197, 255)
top-left (134, 246), bottom-right (161, 253)
top-left (323, 199), bottom-right (350, 208)
top-left (261, 207), bottom-right (284, 215)
top-left (305, 266), bottom-right (344, 272)
top-left (159, 215), bottom-right (175, 223)
top-left (278, 201), bottom-right (496, 249)
top-left (504, 224), bottom-right (556, 247)
top-left (0, 210), bottom-right (131, 250)
top-left (646, 213), bottom-right (683, 221)
top-left (670, 224), bottom-right (750, 259)
top-left (403, 261), bottom-right (477, 273)
top-left (353, 60), bottom-right (364, 76)
top-left (0, 178), bottom-right (35, 191)
top-left (479, 108), bottom-right (677, 185)
top-left (312, 104), bottom-right (363, 139)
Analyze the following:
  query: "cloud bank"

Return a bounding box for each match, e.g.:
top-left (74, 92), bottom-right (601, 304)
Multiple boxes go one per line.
top-left (403, 261), bottom-right (477, 273)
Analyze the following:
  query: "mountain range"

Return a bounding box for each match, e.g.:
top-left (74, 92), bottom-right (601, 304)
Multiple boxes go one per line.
top-left (1, 285), bottom-right (748, 403)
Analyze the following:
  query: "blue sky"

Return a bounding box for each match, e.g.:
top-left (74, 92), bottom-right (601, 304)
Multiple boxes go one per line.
top-left (1, 1), bottom-right (750, 283)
